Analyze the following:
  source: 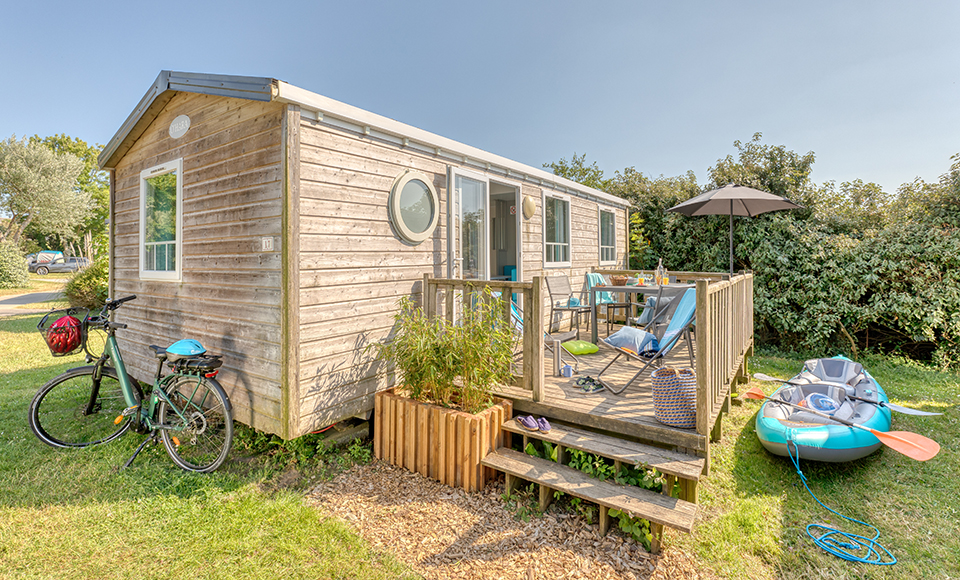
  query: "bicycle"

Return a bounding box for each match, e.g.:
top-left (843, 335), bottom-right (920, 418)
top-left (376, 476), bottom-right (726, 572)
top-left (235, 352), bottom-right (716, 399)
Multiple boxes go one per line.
top-left (29, 295), bottom-right (234, 473)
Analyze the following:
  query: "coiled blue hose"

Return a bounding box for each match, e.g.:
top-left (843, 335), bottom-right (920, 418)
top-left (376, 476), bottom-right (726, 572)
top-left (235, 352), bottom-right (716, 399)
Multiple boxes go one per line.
top-left (786, 438), bottom-right (896, 566)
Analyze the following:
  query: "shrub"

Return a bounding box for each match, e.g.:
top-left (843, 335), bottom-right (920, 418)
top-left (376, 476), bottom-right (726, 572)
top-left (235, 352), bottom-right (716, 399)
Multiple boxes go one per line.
top-left (369, 287), bottom-right (514, 414)
top-left (64, 257), bottom-right (107, 309)
top-left (0, 240), bottom-right (29, 289)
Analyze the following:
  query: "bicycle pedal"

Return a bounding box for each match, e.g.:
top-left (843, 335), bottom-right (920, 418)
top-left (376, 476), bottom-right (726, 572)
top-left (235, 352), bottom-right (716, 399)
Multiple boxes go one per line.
top-left (113, 406), bottom-right (139, 425)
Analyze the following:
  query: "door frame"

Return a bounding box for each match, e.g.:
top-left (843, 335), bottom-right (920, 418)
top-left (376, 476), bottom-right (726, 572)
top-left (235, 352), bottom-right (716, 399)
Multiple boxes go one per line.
top-left (447, 166), bottom-right (523, 283)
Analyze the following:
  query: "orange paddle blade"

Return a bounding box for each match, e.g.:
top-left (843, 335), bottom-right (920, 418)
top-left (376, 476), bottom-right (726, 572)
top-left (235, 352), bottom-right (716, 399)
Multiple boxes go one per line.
top-left (866, 428), bottom-right (940, 462)
top-left (743, 387), bottom-right (767, 400)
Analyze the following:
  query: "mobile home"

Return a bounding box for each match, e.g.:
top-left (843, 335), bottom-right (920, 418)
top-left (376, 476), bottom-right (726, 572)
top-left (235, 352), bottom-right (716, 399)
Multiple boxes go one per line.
top-left (99, 71), bottom-right (630, 438)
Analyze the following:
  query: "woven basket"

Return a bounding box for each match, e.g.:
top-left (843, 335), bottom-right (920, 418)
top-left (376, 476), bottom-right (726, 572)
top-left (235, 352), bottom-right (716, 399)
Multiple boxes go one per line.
top-left (651, 367), bottom-right (696, 429)
top-left (610, 275), bottom-right (627, 286)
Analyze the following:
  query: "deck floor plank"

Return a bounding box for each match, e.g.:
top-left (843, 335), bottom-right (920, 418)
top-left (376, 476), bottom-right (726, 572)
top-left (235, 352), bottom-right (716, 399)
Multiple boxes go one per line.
top-left (499, 321), bottom-right (701, 445)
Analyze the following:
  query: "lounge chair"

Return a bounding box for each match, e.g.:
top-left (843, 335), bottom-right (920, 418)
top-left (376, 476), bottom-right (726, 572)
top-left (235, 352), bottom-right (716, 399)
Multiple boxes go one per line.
top-left (545, 275), bottom-right (592, 338)
top-left (596, 287), bottom-right (696, 395)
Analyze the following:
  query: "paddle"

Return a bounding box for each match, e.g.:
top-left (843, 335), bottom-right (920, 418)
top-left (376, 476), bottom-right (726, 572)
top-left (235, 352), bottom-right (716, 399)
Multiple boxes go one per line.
top-left (742, 386), bottom-right (940, 461)
top-left (753, 373), bottom-right (943, 416)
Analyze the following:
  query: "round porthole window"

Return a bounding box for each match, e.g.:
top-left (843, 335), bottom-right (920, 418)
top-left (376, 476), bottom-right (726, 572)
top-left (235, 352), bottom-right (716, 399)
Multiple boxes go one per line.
top-left (389, 170), bottom-right (439, 244)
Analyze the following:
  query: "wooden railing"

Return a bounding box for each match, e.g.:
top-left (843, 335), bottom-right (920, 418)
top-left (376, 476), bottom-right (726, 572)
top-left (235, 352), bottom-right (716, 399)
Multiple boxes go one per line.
top-left (592, 269), bottom-right (754, 454)
top-left (423, 271), bottom-right (754, 468)
top-left (694, 273), bottom-right (754, 455)
top-left (422, 275), bottom-right (545, 400)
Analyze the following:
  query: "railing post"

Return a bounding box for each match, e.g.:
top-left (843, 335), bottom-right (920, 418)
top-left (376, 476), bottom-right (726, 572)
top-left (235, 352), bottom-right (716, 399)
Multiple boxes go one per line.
top-left (695, 279), bottom-right (711, 473)
top-left (423, 274), bottom-right (434, 318)
top-left (524, 276), bottom-right (544, 402)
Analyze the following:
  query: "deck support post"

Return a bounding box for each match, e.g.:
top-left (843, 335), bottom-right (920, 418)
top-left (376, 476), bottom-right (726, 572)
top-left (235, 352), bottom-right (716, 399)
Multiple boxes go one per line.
top-left (599, 506), bottom-right (611, 535)
top-left (539, 484), bottom-right (553, 510)
top-left (710, 412), bottom-right (723, 443)
top-left (505, 473), bottom-right (519, 496)
top-left (650, 523), bottom-right (663, 554)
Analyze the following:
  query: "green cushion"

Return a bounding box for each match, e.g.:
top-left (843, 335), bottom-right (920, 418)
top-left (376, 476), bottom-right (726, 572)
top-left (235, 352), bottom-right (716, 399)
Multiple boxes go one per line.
top-left (561, 340), bottom-right (599, 355)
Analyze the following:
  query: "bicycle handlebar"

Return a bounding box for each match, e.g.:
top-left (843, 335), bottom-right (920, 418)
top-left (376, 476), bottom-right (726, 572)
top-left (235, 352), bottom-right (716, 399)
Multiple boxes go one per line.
top-left (106, 295), bottom-right (137, 310)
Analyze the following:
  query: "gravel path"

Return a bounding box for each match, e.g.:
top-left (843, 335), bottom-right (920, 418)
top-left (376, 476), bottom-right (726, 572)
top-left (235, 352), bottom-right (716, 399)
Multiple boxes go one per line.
top-left (306, 461), bottom-right (717, 580)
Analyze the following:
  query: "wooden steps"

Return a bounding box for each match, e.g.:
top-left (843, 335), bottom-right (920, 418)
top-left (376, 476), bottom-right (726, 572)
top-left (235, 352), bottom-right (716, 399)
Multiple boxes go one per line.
top-left (484, 419), bottom-right (705, 553)
top-left (501, 418), bottom-right (704, 503)
top-left (482, 448), bottom-right (697, 552)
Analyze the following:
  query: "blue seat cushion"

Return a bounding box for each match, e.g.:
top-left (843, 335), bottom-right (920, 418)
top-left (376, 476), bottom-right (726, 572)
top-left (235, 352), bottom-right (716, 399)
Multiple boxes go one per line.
top-left (605, 326), bottom-right (659, 356)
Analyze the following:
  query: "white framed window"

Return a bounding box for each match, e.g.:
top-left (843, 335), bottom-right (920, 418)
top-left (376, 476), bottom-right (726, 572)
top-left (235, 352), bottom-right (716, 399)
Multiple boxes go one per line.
top-left (139, 159), bottom-right (183, 281)
top-left (543, 193), bottom-right (571, 267)
top-left (599, 208), bottom-right (616, 265)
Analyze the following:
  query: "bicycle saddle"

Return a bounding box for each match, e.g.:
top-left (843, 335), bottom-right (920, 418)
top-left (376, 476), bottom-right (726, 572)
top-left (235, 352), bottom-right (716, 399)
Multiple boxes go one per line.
top-left (148, 339), bottom-right (206, 362)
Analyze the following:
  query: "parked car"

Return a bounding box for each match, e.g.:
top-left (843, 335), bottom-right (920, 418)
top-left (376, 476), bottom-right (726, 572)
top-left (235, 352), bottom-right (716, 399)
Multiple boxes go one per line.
top-left (29, 256), bottom-right (92, 275)
top-left (25, 250), bottom-right (64, 265)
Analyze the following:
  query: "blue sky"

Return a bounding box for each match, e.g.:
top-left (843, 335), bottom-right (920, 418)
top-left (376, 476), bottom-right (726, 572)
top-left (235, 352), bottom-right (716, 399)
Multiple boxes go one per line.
top-left (2, 1), bottom-right (958, 193)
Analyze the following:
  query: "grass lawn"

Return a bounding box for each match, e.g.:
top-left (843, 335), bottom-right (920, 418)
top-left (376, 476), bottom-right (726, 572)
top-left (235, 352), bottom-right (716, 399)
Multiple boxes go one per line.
top-left (0, 274), bottom-right (69, 298)
top-left (1, 307), bottom-right (957, 579)
top-left (676, 351), bottom-right (960, 579)
top-left (0, 313), bottom-right (414, 580)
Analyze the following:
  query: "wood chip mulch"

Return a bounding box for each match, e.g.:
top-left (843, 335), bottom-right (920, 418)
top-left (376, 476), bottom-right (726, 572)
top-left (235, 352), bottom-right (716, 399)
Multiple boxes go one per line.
top-left (305, 461), bottom-right (717, 580)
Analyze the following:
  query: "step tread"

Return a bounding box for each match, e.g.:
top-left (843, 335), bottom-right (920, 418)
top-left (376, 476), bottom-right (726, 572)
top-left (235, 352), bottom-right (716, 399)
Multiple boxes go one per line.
top-left (482, 448), bottom-right (697, 532)
top-left (502, 418), bottom-right (704, 481)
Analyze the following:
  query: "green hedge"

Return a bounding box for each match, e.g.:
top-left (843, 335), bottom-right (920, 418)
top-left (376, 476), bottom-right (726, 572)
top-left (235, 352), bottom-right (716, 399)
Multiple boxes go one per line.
top-left (631, 184), bottom-right (960, 369)
top-left (64, 258), bottom-right (108, 309)
top-left (0, 241), bottom-right (29, 289)
top-left (550, 140), bottom-right (960, 369)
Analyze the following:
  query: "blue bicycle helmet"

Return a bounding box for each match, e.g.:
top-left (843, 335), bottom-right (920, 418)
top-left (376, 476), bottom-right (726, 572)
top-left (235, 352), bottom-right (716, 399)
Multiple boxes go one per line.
top-left (166, 339), bottom-right (206, 359)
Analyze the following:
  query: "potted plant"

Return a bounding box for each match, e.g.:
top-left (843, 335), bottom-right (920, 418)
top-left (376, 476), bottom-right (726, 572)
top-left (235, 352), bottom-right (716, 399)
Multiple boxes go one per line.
top-left (371, 288), bottom-right (515, 491)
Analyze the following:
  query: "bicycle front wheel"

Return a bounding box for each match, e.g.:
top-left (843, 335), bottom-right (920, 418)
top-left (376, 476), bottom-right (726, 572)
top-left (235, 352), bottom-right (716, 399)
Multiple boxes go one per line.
top-left (158, 375), bottom-right (233, 473)
top-left (29, 366), bottom-right (138, 448)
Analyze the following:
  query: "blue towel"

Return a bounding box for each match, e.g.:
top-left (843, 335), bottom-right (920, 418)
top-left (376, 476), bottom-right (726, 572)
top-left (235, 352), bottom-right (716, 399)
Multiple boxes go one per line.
top-left (586, 273), bottom-right (613, 304)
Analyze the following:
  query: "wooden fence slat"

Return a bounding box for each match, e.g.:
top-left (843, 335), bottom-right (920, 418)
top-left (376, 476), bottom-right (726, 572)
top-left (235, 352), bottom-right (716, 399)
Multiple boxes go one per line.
top-left (405, 399), bottom-right (416, 472)
top-left (373, 391), bottom-right (383, 460)
top-left (445, 411), bottom-right (456, 486)
top-left (417, 403), bottom-right (428, 477)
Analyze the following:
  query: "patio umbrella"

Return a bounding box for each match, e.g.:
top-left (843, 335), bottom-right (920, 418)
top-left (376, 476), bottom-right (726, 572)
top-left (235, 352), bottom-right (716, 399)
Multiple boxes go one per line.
top-left (667, 184), bottom-right (803, 274)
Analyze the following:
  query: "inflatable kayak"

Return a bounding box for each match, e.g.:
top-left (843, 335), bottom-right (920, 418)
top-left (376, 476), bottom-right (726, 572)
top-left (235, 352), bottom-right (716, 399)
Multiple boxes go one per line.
top-left (756, 357), bottom-right (892, 462)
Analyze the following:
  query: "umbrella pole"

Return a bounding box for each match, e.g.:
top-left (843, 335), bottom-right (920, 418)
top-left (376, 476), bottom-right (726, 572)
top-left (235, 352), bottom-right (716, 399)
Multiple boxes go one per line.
top-left (729, 201), bottom-right (734, 275)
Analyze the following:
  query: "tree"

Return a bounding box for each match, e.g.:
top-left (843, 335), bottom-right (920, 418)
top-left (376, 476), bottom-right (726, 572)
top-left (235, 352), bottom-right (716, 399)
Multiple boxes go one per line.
top-left (544, 153), bottom-right (612, 191)
top-left (29, 134), bottom-right (108, 258)
top-left (0, 135), bottom-right (89, 247)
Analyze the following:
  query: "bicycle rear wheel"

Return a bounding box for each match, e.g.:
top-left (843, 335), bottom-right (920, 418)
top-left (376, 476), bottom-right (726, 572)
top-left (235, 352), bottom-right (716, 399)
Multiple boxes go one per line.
top-left (158, 375), bottom-right (233, 473)
top-left (29, 366), bottom-right (139, 448)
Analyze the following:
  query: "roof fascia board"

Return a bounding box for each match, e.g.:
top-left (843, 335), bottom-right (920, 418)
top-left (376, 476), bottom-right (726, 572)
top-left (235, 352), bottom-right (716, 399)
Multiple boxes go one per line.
top-left (274, 81), bottom-right (629, 208)
top-left (98, 71), bottom-right (275, 169)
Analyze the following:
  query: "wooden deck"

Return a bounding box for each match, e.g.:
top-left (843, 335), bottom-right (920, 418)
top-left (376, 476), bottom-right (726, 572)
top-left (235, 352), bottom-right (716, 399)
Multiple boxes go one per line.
top-left (497, 325), bottom-right (709, 454)
top-left (424, 271), bottom-right (754, 472)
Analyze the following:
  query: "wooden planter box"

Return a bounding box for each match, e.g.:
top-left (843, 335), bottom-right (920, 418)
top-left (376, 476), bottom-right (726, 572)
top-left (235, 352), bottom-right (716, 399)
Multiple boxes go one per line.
top-left (373, 388), bottom-right (513, 492)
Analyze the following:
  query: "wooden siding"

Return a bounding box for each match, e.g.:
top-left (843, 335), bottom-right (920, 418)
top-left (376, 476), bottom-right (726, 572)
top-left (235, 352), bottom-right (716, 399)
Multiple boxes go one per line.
top-left (111, 92), bottom-right (287, 435)
top-left (295, 115), bottom-right (627, 436)
top-left (525, 187), bottom-right (627, 328)
top-left (295, 118), bottom-right (450, 436)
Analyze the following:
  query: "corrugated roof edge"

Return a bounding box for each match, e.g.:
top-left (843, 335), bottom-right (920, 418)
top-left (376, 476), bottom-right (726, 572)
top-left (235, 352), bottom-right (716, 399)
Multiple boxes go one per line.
top-left (97, 71), bottom-right (628, 208)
